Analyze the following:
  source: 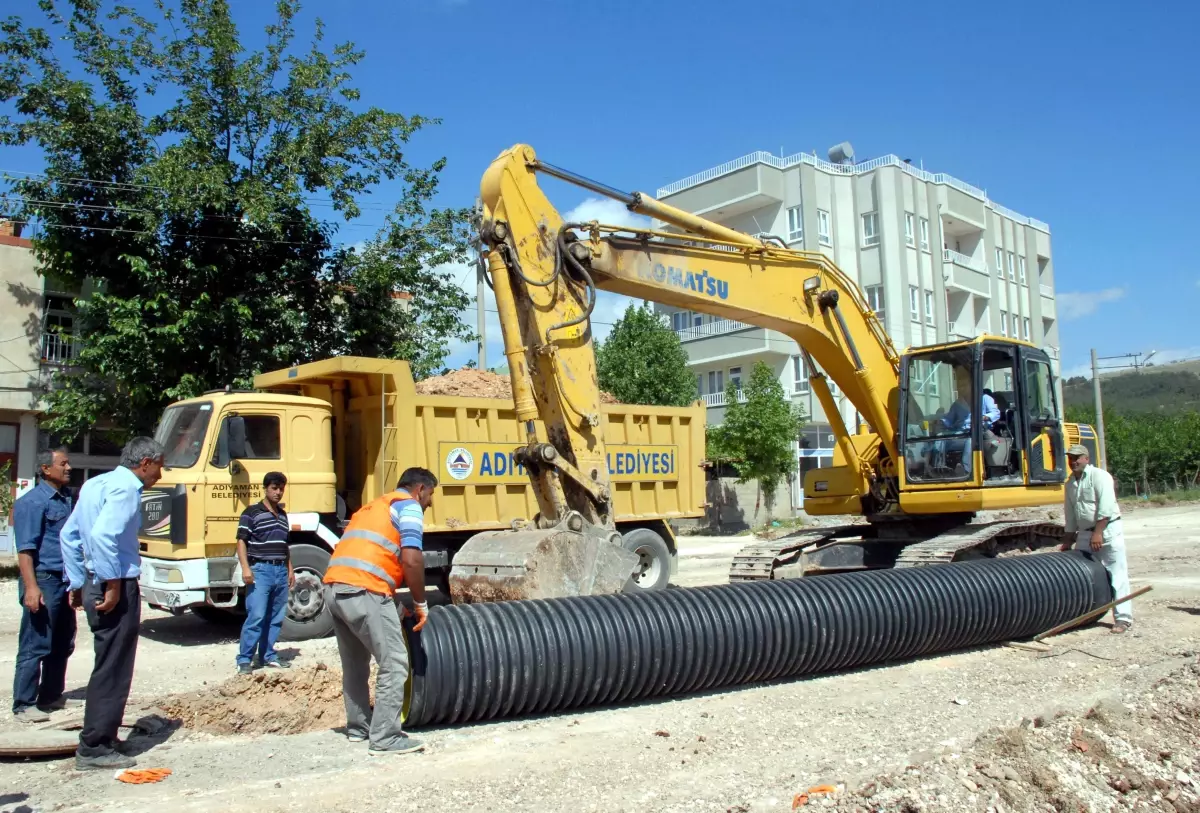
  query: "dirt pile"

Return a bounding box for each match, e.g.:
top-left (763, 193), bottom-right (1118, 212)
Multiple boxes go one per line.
top-left (157, 663), bottom-right (361, 736)
top-left (827, 658), bottom-right (1200, 812)
top-left (417, 367), bottom-right (619, 403)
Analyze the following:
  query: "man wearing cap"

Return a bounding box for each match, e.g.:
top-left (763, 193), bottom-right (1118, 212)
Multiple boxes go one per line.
top-left (1060, 444), bottom-right (1132, 633)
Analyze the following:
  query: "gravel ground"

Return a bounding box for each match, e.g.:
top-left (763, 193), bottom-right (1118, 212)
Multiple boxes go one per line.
top-left (0, 503), bottom-right (1196, 813)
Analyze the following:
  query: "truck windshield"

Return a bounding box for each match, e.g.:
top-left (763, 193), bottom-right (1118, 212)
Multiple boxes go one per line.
top-left (154, 402), bottom-right (213, 469)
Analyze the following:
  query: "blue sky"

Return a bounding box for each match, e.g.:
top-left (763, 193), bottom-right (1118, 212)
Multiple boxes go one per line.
top-left (5, 0), bottom-right (1199, 378)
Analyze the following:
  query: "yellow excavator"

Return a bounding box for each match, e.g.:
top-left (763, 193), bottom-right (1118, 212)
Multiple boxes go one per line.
top-left (447, 144), bottom-right (1100, 603)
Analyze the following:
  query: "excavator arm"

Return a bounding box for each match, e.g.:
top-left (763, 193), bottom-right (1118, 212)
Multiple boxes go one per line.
top-left (448, 144), bottom-right (911, 604)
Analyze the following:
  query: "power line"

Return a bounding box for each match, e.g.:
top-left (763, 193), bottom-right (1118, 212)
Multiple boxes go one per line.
top-left (0, 167), bottom-right (397, 212)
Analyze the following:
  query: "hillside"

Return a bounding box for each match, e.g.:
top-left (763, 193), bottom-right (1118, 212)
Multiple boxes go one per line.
top-left (1063, 366), bottom-right (1200, 414)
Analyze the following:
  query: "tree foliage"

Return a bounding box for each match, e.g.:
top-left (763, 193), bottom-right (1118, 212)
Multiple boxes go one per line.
top-left (595, 303), bottom-right (696, 407)
top-left (706, 360), bottom-right (806, 518)
top-left (1066, 405), bottom-right (1200, 495)
top-left (1063, 370), bottom-right (1200, 415)
top-left (0, 0), bottom-right (474, 437)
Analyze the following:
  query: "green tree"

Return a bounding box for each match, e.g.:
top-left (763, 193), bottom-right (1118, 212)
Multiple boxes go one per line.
top-left (0, 0), bottom-right (474, 437)
top-left (596, 302), bottom-right (696, 406)
top-left (707, 360), bottom-right (806, 521)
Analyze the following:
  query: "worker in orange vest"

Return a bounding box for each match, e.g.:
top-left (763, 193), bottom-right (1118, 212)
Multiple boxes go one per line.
top-left (323, 467), bottom-right (437, 755)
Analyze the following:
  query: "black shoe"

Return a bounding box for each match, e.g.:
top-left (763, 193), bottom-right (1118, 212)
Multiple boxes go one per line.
top-left (75, 751), bottom-right (136, 771)
top-left (238, 663), bottom-right (253, 675)
top-left (263, 659), bottom-right (290, 669)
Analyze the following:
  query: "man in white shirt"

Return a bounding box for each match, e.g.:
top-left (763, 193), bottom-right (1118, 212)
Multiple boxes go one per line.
top-left (1060, 444), bottom-right (1132, 633)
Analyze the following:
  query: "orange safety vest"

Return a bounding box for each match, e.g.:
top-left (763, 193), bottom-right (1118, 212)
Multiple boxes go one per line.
top-left (323, 490), bottom-right (415, 596)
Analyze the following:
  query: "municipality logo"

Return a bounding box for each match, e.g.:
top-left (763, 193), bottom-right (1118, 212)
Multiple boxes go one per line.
top-left (445, 447), bottom-right (474, 481)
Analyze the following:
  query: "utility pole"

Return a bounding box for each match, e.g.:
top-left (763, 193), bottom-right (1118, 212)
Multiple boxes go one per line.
top-left (1090, 348), bottom-right (1107, 470)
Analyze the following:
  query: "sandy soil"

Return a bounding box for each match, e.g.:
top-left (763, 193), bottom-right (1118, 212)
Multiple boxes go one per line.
top-left (415, 367), bottom-right (619, 403)
top-left (0, 504), bottom-right (1196, 813)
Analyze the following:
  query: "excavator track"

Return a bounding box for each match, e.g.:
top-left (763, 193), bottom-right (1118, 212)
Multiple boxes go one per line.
top-left (728, 526), bottom-right (861, 582)
top-left (893, 519), bottom-right (1065, 567)
top-left (729, 519), bottom-right (1066, 581)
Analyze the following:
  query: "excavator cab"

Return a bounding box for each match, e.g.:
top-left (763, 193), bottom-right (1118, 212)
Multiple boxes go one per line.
top-left (899, 337), bottom-right (1066, 489)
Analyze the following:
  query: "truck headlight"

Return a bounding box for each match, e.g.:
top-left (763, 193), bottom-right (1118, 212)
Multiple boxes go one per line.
top-left (153, 566), bottom-right (185, 584)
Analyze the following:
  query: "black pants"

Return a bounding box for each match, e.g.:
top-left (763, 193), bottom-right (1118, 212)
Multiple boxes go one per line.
top-left (79, 578), bottom-right (141, 753)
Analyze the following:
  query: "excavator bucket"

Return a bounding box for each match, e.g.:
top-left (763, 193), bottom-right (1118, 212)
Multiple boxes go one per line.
top-left (448, 525), bottom-right (639, 604)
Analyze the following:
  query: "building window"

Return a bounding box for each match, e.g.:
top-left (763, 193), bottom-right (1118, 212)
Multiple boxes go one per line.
top-left (792, 356), bottom-right (810, 394)
top-left (729, 366), bottom-right (742, 392)
top-left (995, 248), bottom-right (1004, 278)
top-left (861, 212), bottom-right (879, 247)
top-left (787, 206), bottom-right (803, 242)
top-left (1006, 252), bottom-right (1015, 282)
top-left (999, 309), bottom-right (1008, 337)
top-left (671, 311), bottom-right (688, 332)
top-left (864, 284), bottom-right (885, 319)
top-left (1012, 312), bottom-right (1021, 338)
top-left (919, 217), bottom-right (930, 252)
top-left (908, 285), bottom-right (919, 322)
top-left (924, 290), bottom-right (935, 326)
top-left (696, 375), bottom-right (703, 396)
top-left (904, 212), bottom-right (915, 247)
top-left (1018, 256), bottom-right (1027, 285)
top-left (707, 370), bottom-right (724, 395)
top-left (1022, 317), bottom-right (1031, 340)
top-left (817, 209), bottom-right (831, 246)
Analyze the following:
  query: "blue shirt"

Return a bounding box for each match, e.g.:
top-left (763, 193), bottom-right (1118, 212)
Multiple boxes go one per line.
top-left (60, 466), bottom-right (145, 590)
top-left (13, 481), bottom-right (73, 575)
top-left (942, 393), bottom-right (1001, 433)
top-left (388, 497), bottom-right (424, 551)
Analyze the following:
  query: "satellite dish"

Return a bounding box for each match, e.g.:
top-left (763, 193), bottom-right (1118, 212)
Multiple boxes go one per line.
top-left (828, 142), bottom-right (855, 165)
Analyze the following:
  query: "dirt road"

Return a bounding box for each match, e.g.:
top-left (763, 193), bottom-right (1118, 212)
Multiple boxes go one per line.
top-left (0, 504), bottom-right (1196, 812)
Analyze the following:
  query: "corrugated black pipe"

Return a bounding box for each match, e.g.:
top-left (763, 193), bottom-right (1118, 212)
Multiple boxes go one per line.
top-left (404, 551), bottom-right (1112, 728)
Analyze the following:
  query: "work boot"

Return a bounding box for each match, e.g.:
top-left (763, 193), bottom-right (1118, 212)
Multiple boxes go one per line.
top-left (75, 750), bottom-right (137, 771)
top-left (238, 662), bottom-right (253, 675)
top-left (367, 737), bottom-right (425, 756)
top-left (263, 659), bottom-right (290, 670)
top-left (13, 706), bottom-right (50, 724)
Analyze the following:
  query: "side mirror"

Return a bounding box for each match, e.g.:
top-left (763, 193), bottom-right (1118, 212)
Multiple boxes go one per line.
top-left (227, 416), bottom-right (248, 460)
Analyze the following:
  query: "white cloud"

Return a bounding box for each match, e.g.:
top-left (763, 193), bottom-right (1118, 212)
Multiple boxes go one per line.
top-left (562, 197), bottom-right (651, 231)
top-left (1056, 287), bottom-right (1126, 320)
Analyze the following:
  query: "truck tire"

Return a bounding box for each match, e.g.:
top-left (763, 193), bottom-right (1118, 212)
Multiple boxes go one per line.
top-left (620, 527), bottom-right (672, 593)
top-left (281, 543), bottom-right (335, 641)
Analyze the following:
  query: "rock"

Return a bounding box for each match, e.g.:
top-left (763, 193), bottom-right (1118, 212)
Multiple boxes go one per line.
top-left (960, 778), bottom-right (978, 793)
top-left (980, 764), bottom-right (1005, 781)
top-left (1002, 766), bottom-right (1020, 782)
top-left (1176, 771), bottom-right (1193, 785)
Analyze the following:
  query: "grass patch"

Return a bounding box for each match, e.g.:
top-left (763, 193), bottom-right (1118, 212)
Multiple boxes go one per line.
top-left (1145, 488), bottom-right (1200, 505)
top-left (0, 562), bottom-right (20, 580)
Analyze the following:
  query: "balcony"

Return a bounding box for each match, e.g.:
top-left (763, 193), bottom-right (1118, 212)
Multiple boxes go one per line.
top-left (943, 248), bottom-right (987, 274)
top-left (946, 321), bottom-right (975, 342)
top-left (676, 318), bottom-right (748, 342)
top-left (702, 390), bottom-right (748, 408)
top-left (41, 332), bottom-right (78, 365)
top-left (1039, 283), bottom-right (1054, 298)
top-left (943, 264), bottom-right (991, 297)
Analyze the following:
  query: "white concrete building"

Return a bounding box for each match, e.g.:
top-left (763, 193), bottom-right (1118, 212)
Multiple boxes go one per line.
top-left (652, 143), bottom-right (1060, 491)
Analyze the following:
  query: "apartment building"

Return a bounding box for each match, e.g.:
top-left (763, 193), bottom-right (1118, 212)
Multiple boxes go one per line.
top-left (0, 219), bottom-right (118, 497)
top-left (653, 143), bottom-right (1061, 493)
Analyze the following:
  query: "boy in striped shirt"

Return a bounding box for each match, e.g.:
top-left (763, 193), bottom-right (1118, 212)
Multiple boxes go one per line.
top-left (236, 472), bottom-right (294, 673)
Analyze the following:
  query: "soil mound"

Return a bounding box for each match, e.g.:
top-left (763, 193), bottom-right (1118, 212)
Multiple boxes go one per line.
top-left (417, 368), bottom-right (619, 403)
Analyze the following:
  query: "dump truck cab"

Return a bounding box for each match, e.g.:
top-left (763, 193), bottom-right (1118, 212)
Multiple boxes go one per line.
top-left (138, 390), bottom-right (341, 633)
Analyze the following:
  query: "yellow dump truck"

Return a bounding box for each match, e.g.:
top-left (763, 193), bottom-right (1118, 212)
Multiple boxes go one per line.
top-left (135, 356), bottom-right (706, 639)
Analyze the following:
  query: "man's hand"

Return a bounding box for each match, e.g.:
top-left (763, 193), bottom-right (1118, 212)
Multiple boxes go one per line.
top-left (242, 566), bottom-right (255, 585)
top-left (411, 601), bottom-right (428, 632)
top-left (22, 584), bottom-right (44, 613)
top-left (1090, 530), bottom-right (1104, 552)
top-left (95, 580), bottom-right (121, 613)
top-left (69, 589), bottom-right (83, 610)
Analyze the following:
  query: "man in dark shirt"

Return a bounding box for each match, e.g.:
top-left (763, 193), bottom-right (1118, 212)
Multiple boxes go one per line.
top-left (235, 472), bottom-right (294, 674)
top-left (11, 448), bottom-right (76, 723)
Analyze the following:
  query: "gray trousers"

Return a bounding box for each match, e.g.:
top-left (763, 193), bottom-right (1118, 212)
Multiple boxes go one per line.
top-left (1073, 520), bottom-right (1133, 624)
top-left (325, 584), bottom-right (411, 748)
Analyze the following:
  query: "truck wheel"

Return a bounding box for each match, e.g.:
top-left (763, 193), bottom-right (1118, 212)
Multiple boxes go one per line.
top-left (281, 543), bottom-right (335, 641)
top-left (620, 528), bottom-right (672, 593)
